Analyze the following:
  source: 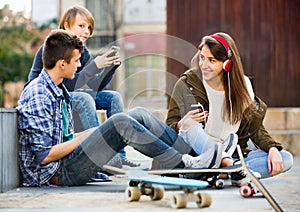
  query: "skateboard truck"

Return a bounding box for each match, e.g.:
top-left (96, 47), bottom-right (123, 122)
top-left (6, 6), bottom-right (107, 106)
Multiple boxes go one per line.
top-left (206, 174), bottom-right (224, 189)
top-left (127, 180), bottom-right (165, 201)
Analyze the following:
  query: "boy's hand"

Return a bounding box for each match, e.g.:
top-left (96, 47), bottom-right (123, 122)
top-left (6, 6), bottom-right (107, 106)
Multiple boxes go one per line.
top-left (94, 50), bottom-right (121, 69)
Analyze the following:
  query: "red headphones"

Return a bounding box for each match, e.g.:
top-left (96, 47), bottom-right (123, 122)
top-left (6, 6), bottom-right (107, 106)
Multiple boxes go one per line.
top-left (210, 34), bottom-right (233, 72)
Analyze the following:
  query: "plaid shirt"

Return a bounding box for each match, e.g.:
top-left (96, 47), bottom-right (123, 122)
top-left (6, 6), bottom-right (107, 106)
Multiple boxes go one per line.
top-left (17, 69), bottom-right (74, 187)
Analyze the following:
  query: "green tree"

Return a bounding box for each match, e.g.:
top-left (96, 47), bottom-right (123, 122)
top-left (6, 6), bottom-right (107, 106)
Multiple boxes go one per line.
top-left (0, 23), bottom-right (41, 107)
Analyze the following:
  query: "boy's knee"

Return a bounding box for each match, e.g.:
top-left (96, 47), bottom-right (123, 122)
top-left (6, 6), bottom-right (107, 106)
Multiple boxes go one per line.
top-left (127, 107), bottom-right (150, 119)
top-left (110, 91), bottom-right (122, 100)
top-left (129, 107), bottom-right (148, 114)
top-left (110, 113), bottom-right (130, 123)
top-left (71, 92), bottom-right (95, 111)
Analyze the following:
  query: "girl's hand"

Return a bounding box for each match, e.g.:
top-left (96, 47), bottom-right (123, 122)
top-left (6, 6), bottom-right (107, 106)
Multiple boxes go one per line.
top-left (177, 109), bottom-right (208, 131)
top-left (94, 49), bottom-right (121, 69)
top-left (268, 147), bottom-right (284, 176)
top-left (187, 108), bottom-right (209, 123)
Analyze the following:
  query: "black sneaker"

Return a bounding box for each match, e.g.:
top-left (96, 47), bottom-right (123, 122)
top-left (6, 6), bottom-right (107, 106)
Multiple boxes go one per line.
top-left (230, 162), bottom-right (261, 187)
top-left (122, 158), bottom-right (141, 167)
top-left (231, 170), bottom-right (248, 186)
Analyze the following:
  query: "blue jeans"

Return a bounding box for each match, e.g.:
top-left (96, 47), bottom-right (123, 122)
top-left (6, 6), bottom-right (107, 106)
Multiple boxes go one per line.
top-left (178, 123), bottom-right (214, 155)
top-left (127, 107), bottom-right (194, 155)
top-left (71, 90), bottom-right (126, 158)
top-left (78, 89), bottom-right (124, 118)
top-left (55, 112), bottom-right (186, 186)
top-left (71, 92), bottom-right (99, 132)
top-left (238, 149), bottom-right (293, 179)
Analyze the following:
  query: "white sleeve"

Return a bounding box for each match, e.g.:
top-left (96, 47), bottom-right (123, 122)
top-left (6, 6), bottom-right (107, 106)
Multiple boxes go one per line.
top-left (244, 76), bottom-right (255, 100)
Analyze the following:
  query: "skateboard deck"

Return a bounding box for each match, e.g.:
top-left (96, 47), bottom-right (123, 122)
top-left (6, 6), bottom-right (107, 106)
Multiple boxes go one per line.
top-left (126, 169), bottom-right (209, 188)
top-left (126, 169), bottom-right (212, 209)
top-left (147, 163), bottom-right (243, 174)
top-left (236, 145), bottom-right (284, 212)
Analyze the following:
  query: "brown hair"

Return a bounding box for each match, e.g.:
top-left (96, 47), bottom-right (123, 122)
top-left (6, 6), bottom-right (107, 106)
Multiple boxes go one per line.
top-left (42, 29), bottom-right (83, 69)
top-left (191, 32), bottom-right (254, 124)
top-left (59, 5), bottom-right (94, 35)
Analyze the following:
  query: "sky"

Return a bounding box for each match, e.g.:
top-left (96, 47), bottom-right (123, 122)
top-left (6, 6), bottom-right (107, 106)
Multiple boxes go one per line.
top-left (0, 0), bottom-right (31, 16)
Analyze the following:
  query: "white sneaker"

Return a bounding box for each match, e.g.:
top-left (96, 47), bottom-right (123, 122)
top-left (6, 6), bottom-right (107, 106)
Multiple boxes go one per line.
top-left (223, 133), bottom-right (238, 157)
top-left (182, 143), bottom-right (223, 169)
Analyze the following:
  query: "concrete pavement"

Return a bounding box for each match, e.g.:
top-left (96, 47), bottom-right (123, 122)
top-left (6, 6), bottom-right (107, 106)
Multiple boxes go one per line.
top-left (0, 147), bottom-right (299, 211)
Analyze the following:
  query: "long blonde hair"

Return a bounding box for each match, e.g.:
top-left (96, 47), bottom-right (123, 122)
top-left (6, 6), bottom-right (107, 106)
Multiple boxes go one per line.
top-left (191, 32), bottom-right (254, 124)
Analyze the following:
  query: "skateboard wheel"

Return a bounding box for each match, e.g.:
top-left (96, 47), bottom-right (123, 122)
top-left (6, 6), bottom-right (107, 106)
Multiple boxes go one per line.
top-left (126, 186), bottom-right (141, 201)
top-left (150, 185), bottom-right (164, 201)
top-left (171, 193), bottom-right (187, 209)
top-left (240, 184), bottom-right (254, 197)
top-left (196, 193), bottom-right (212, 208)
top-left (214, 179), bottom-right (225, 189)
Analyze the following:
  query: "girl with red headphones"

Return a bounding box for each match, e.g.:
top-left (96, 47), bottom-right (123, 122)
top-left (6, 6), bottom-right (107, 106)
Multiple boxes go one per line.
top-left (166, 32), bottom-right (293, 184)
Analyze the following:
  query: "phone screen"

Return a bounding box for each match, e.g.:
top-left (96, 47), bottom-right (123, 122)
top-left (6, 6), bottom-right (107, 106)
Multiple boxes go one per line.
top-left (191, 103), bottom-right (204, 112)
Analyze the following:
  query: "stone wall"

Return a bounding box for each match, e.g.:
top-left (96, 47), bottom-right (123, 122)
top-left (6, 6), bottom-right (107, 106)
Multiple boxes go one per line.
top-left (263, 108), bottom-right (300, 156)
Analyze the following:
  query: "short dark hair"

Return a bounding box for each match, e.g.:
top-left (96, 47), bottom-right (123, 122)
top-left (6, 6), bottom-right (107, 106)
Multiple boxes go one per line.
top-left (42, 29), bottom-right (84, 69)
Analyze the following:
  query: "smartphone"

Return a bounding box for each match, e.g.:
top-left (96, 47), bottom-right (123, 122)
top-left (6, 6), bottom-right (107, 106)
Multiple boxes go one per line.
top-left (108, 46), bottom-right (120, 65)
top-left (108, 46), bottom-right (120, 57)
top-left (191, 103), bottom-right (204, 112)
top-left (191, 103), bottom-right (207, 127)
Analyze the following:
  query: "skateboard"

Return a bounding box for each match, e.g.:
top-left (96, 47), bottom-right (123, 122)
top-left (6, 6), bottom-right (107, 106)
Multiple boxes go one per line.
top-left (104, 145), bottom-right (283, 211)
top-left (236, 145), bottom-right (284, 212)
top-left (126, 169), bottom-right (212, 209)
top-left (102, 166), bottom-right (212, 209)
top-left (146, 146), bottom-right (284, 212)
